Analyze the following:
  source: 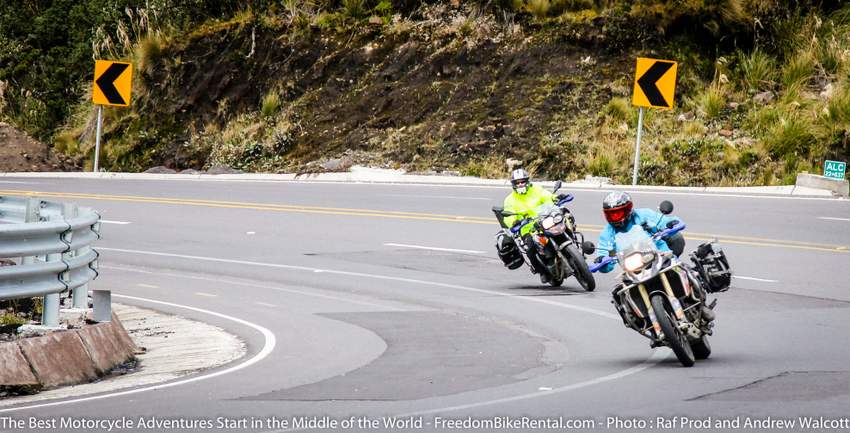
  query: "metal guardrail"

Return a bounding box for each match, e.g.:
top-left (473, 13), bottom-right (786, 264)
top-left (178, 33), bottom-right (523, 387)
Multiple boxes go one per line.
top-left (0, 196), bottom-right (100, 327)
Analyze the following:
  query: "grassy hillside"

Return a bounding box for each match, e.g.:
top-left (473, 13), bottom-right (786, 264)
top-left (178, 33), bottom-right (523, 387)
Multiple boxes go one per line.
top-left (2, 1), bottom-right (849, 184)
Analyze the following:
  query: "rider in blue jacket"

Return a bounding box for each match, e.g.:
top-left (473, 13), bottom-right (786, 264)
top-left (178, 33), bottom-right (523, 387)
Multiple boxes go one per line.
top-left (595, 191), bottom-right (715, 322)
top-left (595, 191), bottom-right (682, 273)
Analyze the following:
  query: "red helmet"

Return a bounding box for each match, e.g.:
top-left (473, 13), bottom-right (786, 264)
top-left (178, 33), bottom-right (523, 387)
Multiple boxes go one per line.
top-left (603, 191), bottom-right (633, 229)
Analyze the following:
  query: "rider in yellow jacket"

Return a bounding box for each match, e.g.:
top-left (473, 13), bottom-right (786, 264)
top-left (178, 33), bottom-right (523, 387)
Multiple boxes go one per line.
top-left (502, 169), bottom-right (556, 282)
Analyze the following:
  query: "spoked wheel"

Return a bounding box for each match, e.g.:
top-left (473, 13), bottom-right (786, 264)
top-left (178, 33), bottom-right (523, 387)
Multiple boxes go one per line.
top-left (650, 294), bottom-right (695, 367)
top-left (691, 335), bottom-right (712, 360)
top-left (564, 245), bottom-right (596, 291)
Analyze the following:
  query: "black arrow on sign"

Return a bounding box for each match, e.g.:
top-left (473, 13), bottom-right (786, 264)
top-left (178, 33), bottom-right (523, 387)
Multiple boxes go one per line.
top-left (637, 61), bottom-right (674, 107)
top-left (96, 63), bottom-right (129, 105)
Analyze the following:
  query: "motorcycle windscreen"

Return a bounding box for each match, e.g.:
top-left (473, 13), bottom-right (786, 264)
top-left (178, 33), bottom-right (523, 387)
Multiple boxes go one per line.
top-left (614, 225), bottom-right (658, 263)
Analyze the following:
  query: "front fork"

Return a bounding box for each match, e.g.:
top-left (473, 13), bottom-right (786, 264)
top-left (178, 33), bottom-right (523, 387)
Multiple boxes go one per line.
top-left (639, 272), bottom-right (686, 339)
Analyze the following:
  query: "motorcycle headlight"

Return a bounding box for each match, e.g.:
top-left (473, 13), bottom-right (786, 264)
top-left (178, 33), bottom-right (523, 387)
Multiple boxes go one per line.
top-left (547, 223), bottom-right (565, 235)
top-left (541, 216), bottom-right (556, 230)
top-left (553, 213), bottom-right (564, 224)
top-left (624, 253), bottom-right (645, 273)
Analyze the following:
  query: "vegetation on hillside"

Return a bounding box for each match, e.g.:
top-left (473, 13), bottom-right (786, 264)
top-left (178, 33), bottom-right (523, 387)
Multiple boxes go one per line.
top-left (1, 1), bottom-right (849, 185)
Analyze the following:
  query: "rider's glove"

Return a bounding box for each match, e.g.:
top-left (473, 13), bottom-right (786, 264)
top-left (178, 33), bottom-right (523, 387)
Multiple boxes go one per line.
top-left (594, 256), bottom-right (605, 264)
top-left (666, 220), bottom-right (680, 229)
top-left (556, 193), bottom-right (568, 201)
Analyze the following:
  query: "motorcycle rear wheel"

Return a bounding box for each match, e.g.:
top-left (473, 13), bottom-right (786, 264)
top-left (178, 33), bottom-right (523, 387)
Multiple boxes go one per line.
top-left (650, 294), bottom-right (695, 367)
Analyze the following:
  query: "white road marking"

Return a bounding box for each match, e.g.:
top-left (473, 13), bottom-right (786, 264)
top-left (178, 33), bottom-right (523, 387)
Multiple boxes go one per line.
top-left (818, 216), bottom-right (850, 222)
top-left (382, 193), bottom-right (491, 200)
top-left (194, 292), bottom-right (218, 297)
top-left (0, 294), bottom-right (275, 413)
top-left (136, 283), bottom-right (159, 289)
top-left (255, 302), bottom-right (277, 308)
top-left (101, 247), bottom-right (667, 421)
top-left (384, 243), bottom-right (485, 254)
top-left (97, 246), bottom-right (619, 319)
top-left (100, 220), bottom-right (132, 225)
top-left (733, 275), bottom-right (779, 283)
top-left (102, 264), bottom-right (402, 311)
top-left (246, 231), bottom-right (256, 235)
top-left (0, 181), bottom-right (38, 184)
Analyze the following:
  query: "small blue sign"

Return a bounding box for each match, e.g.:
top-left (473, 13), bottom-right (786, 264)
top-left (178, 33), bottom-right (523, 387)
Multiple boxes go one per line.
top-left (824, 160), bottom-right (846, 180)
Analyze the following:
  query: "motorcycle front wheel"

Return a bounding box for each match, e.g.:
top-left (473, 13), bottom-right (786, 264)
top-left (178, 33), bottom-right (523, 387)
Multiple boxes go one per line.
top-left (563, 245), bottom-right (596, 291)
top-left (650, 294), bottom-right (695, 367)
top-left (691, 335), bottom-right (712, 360)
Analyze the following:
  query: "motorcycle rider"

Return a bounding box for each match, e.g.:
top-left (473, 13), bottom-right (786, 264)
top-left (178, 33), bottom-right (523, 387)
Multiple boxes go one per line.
top-left (595, 191), bottom-right (715, 321)
top-left (501, 169), bottom-right (565, 283)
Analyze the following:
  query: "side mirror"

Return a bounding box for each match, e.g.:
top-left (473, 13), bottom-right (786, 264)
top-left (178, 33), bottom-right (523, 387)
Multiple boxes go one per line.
top-left (581, 241), bottom-right (596, 255)
top-left (552, 180), bottom-right (562, 193)
top-left (659, 200), bottom-right (674, 215)
top-left (492, 206), bottom-right (504, 213)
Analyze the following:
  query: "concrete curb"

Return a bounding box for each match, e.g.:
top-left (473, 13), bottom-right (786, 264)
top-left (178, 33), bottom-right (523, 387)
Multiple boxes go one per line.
top-left (0, 169), bottom-right (840, 198)
top-left (796, 173), bottom-right (849, 198)
top-left (0, 315), bottom-right (135, 391)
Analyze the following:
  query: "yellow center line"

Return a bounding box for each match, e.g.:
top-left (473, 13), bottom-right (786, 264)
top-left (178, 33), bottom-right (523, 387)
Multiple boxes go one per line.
top-left (2, 189), bottom-right (847, 254)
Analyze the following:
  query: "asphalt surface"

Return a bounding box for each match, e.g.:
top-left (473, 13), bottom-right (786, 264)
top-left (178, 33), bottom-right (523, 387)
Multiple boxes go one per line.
top-left (0, 177), bottom-right (848, 433)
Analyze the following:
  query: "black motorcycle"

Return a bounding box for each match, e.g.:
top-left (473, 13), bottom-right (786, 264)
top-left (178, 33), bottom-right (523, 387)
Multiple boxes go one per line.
top-left (493, 181), bottom-right (596, 290)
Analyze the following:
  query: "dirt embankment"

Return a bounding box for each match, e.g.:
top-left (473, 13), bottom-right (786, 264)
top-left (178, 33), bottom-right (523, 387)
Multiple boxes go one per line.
top-left (86, 6), bottom-right (641, 179)
top-left (0, 123), bottom-right (78, 172)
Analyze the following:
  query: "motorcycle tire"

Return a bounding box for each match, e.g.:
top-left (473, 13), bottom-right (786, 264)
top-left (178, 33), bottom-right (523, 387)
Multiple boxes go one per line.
top-left (564, 245), bottom-right (596, 291)
top-left (549, 277), bottom-right (563, 287)
top-left (690, 335), bottom-right (712, 360)
top-left (650, 294), bottom-right (695, 367)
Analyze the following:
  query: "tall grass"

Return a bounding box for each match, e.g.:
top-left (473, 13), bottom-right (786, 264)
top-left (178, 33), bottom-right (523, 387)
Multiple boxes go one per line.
top-left (738, 49), bottom-right (775, 91)
top-left (694, 83), bottom-right (726, 119)
top-left (781, 48), bottom-right (816, 89)
top-left (762, 116), bottom-right (817, 158)
top-left (601, 97), bottom-right (630, 123)
top-left (527, 0), bottom-right (551, 19)
top-left (261, 90), bottom-right (282, 118)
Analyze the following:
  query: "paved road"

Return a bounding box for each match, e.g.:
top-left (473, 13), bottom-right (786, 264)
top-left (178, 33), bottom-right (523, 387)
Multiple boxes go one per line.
top-left (0, 177), bottom-right (849, 432)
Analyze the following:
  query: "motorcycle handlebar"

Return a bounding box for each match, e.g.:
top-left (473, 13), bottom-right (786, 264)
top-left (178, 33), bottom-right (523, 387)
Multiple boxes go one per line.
top-left (556, 194), bottom-right (574, 206)
top-left (653, 222), bottom-right (687, 240)
top-left (589, 256), bottom-right (616, 273)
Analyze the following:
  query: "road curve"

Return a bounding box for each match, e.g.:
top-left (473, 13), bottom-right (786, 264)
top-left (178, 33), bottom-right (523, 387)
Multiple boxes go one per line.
top-left (0, 177), bottom-right (848, 433)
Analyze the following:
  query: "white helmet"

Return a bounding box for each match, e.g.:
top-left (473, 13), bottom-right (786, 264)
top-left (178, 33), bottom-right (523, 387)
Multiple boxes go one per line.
top-left (510, 169), bottom-right (531, 195)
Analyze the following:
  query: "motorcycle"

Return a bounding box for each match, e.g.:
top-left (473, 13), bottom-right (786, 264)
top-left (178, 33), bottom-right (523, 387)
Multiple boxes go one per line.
top-left (493, 181), bottom-right (596, 291)
top-left (583, 201), bottom-right (731, 367)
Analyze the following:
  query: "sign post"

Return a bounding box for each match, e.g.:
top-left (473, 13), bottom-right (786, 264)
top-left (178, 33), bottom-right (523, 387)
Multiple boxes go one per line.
top-left (824, 160), bottom-right (846, 180)
top-left (631, 57), bottom-right (678, 185)
top-left (632, 107), bottom-right (645, 186)
top-left (92, 60), bottom-right (132, 172)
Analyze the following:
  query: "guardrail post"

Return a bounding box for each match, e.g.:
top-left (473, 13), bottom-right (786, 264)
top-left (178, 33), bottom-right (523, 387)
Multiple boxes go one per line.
top-left (64, 203), bottom-right (89, 309)
top-left (93, 290), bottom-right (111, 323)
top-left (42, 269), bottom-right (61, 328)
top-left (25, 198), bottom-right (59, 327)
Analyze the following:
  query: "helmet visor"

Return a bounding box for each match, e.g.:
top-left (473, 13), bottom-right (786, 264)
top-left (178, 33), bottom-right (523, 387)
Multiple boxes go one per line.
top-left (604, 203), bottom-right (632, 225)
